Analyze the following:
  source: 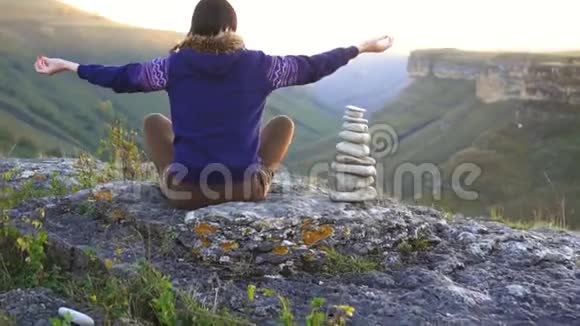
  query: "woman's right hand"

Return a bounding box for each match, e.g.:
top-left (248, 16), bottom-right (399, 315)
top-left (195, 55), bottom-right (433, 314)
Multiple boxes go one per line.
top-left (34, 56), bottom-right (79, 75)
top-left (358, 35), bottom-right (394, 54)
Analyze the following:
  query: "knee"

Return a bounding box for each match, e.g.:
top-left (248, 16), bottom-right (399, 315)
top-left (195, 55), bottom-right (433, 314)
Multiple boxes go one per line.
top-left (143, 113), bottom-right (169, 131)
top-left (272, 115), bottom-right (295, 133)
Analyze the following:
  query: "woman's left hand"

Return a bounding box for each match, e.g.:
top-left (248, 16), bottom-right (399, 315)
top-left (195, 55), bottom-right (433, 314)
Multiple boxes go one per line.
top-left (34, 56), bottom-right (78, 75)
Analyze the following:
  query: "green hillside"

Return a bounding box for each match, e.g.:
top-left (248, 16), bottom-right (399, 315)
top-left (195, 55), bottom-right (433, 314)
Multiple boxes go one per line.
top-left (0, 0), bottom-right (334, 157)
top-left (266, 87), bottom-right (340, 149)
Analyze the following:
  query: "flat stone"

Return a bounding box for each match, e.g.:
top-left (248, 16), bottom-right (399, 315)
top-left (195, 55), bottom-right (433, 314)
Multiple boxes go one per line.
top-left (331, 162), bottom-right (377, 177)
top-left (330, 187), bottom-right (378, 202)
top-left (329, 171), bottom-right (375, 192)
top-left (345, 105), bottom-right (367, 113)
top-left (345, 111), bottom-right (364, 119)
top-left (339, 130), bottom-right (371, 144)
top-left (336, 142), bottom-right (370, 158)
top-left (58, 308), bottom-right (95, 326)
top-left (343, 116), bottom-right (369, 124)
top-left (343, 123), bottom-right (369, 133)
top-left (336, 154), bottom-right (376, 166)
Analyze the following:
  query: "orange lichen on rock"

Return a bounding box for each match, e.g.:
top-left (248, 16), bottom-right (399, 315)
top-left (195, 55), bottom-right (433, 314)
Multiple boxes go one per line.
top-left (302, 224), bottom-right (334, 246)
top-left (272, 245), bottom-right (290, 255)
top-left (220, 241), bottom-right (239, 252)
top-left (195, 223), bottom-right (218, 236)
top-left (200, 237), bottom-right (212, 248)
top-left (92, 189), bottom-right (113, 202)
top-left (110, 209), bottom-right (126, 222)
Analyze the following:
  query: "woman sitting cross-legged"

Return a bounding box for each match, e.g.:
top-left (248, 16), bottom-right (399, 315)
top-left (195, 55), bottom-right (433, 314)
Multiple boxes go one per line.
top-left (34, 0), bottom-right (394, 210)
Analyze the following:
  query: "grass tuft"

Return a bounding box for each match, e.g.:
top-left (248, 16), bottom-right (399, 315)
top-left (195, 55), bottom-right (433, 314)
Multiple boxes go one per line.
top-left (0, 310), bottom-right (14, 326)
top-left (248, 285), bottom-right (355, 326)
top-left (490, 207), bottom-right (566, 231)
top-left (397, 236), bottom-right (433, 256)
top-left (321, 247), bottom-right (380, 274)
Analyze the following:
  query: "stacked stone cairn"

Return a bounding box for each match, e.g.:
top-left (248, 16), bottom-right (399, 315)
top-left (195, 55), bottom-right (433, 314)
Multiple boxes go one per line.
top-left (329, 105), bottom-right (378, 202)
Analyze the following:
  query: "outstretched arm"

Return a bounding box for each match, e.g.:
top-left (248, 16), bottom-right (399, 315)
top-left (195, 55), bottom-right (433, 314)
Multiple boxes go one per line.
top-left (34, 56), bottom-right (169, 93)
top-left (264, 35), bottom-right (394, 90)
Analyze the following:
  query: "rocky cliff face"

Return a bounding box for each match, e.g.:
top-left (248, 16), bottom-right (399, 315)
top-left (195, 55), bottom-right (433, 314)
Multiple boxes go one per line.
top-left (2, 159), bottom-right (580, 325)
top-left (408, 49), bottom-right (580, 105)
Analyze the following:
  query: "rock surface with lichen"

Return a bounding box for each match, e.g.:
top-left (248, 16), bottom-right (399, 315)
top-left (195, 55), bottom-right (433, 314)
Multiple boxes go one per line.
top-left (2, 159), bottom-right (580, 325)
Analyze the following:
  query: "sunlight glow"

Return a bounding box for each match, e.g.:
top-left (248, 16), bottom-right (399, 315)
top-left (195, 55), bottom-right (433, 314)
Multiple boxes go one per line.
top-left (58, 0), bottom-right (579, 54)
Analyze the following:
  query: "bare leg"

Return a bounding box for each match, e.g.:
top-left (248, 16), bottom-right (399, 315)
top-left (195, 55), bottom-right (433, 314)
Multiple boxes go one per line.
top-left (143, 113), bottom-right (174, 174)
top-left (258, 115), bottom-right (295, 172)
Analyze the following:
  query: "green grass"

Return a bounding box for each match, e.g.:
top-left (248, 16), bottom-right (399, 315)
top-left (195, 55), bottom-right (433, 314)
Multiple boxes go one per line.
top-left (0, 311), bottom-right (13, 326)
top-left (489, 207), bottom-right (564, 231)
top-left (247, 285), bottom-right (355, 326)
top-left (59, 262), bottom-right (250, 326)
top-left (397, 235), bottom-right (433, 256)
top-left (321, 247), bottom-right (380, 274)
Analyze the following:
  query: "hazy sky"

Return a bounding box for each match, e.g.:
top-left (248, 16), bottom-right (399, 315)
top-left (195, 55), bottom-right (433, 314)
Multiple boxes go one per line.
top-left (59, 0), bottom-right (579, 55)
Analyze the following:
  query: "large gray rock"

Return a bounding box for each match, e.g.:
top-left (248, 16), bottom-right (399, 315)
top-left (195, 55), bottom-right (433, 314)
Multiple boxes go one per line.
top-left (3, 159), bottom-right (580, 325)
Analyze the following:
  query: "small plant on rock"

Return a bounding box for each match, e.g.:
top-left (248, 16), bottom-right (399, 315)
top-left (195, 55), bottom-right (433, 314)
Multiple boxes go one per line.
top-left (49, 172), bottom-right (69, 196)
top-left (98, 119), bottom-right (145, 181)
top-left (321, 247), bottom-right (380, 274)
top-left (16, 231), bottom-right (49, 286)
top-left (0, 310), bottom-right (14, 326)
top-left (1, 168), bottom-right (19, 182)
top-left (75, 152), bottom-right (109, 189)
top-left (0, 226), bottom-right (49, 290)
top-left (397, 236), bottom-right (432, 256)
top-left (50, 312), bottom-right (73, 326)
top-left (247, 284), bottom-right (356, 326)
top-left (306, 297), bottom-right (326, 326)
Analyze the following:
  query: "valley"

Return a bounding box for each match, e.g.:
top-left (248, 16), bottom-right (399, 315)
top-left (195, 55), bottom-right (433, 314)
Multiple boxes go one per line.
top-left (291, 48), bottom-right (580, 228)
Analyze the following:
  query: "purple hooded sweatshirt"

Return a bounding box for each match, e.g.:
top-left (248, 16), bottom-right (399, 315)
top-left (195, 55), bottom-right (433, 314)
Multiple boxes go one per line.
top-left (77, 39), bottom-right (359, 184)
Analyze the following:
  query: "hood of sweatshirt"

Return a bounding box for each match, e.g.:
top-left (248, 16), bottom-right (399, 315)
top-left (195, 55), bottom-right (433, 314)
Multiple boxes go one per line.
top-left (172, 32), bottom-right (246, 78)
